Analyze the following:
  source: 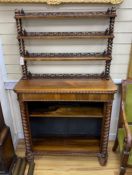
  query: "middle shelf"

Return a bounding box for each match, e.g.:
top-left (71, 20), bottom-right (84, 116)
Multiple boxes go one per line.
top-left (24, 52), bottom-right (111, 61)
top-left (18, 31), bottom-right (114, 40)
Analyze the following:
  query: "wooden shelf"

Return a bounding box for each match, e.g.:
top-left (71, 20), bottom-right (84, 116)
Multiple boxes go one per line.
top-left (15, 11), bottom-right (116, 19)
top-left (24, 52), bottom-right (111, 61)
top-left (18, 31), bottom-right (114, 40)
top-left (32, 137), bottom-right (100, 155)
top-left (29, 105), bottom-right (103, 118)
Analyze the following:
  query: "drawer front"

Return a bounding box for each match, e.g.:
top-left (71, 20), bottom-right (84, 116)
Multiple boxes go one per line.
top-left (20, 93), bottom-right (114, 102)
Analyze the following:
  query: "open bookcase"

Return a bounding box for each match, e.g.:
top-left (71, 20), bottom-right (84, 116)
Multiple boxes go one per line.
top-left (14, 8), bottom-right (117, 165)
top-left (28, 101), bottom-right (103, 154)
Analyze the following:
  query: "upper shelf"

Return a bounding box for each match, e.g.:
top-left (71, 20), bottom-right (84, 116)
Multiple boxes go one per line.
top-left (15, 9), bottom-right (117, 19)
top-left (18, 31), bottom-right (114, 40)
top-left (0, 0), bottom-right (123, 5)
top-left (29, 105), bottom-right (103, 118)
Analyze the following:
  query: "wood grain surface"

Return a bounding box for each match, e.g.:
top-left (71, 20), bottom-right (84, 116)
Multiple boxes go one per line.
top-left (14, 78), bottom-right (117, 94)
top-left (32, 138), bottom-right (100, 154)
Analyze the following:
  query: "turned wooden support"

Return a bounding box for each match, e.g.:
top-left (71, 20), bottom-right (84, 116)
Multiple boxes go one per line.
top-left (98, 102), bottom-right (112, 165)
top-left (119, 145), bottom-right (131, 175)
top-left (18, 97), bottom-right (34, 162)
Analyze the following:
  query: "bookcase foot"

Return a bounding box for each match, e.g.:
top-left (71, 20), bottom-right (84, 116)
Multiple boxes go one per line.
top-left (97, 153), bottom-right (108, 166)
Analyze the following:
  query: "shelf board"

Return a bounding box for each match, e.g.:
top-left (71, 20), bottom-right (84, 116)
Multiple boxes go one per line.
top-left (29, 105), bottom-right (103, 118)
top-left (32, 137), bottom-right (100, 155)
top-left (18, 31), bottom-right (114, 40)
top-left (15, 11), bottom-right (116, 19)
top-left (24, 52), bottom-right (111, 61)
top-left (25, 56), bottom-right (111, 61)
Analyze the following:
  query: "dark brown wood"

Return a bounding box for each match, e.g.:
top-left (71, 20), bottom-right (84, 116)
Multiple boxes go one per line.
top-left (15, 8), bottom-right (116, 80)
top-left (18, 100), bottom-right (34, 162)
top-left (98, 102), bottom-right (112, 165)
top-left (105, 7), bottom-right (116, 79)
top-left (15, 9), bottom-right (117, 19)
top-left (16, 17), bottom-right (28, 79)
top-left (28, 73), bottom-right (107, 80)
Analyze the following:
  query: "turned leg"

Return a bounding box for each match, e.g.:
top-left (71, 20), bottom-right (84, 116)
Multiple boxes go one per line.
top-left (113, 102), bottom-right (123, 152)
top-left (97, 153), bottom-right (108, 166)
top-left (120, 167), bottom-right (126, 175)
top-left (98, 102), bottom-right (112, 166)
top-left (119, 148), bottom-right (129, 175)
top-left (112, 135), bottom-right (119, 152)
top-left (19, 98), bottom-right (34, 162)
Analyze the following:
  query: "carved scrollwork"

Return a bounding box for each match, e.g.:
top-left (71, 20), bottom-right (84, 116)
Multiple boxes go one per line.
top-left (27, 72), bottom-right (106, 80)
top-left (15, 10), bottom-right (116, 18)
top-left (25, 51), bottom-right (109, 58)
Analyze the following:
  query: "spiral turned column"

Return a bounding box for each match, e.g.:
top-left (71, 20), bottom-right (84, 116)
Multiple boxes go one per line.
top-left (15, 9), bottom-right (28, 79)
top-left (105, 7), bottom-right (116, 79)
top-left (98, 102), bottom-right (112, 166)
top-left (19, 97), bottom-right (34, 162)
top-left (105, 60), bottom-right (111, 80)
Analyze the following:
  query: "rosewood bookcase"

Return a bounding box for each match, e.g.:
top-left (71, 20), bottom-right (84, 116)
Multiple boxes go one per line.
top-left (14, 8), bottom-right (117, 166)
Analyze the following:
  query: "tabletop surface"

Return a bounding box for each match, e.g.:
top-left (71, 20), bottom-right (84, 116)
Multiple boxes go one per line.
top-left (14, 78), bottom-right (117, 94)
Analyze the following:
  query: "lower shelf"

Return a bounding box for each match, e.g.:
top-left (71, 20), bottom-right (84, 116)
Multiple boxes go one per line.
top-left (32, 137), bottom-right (100, 155)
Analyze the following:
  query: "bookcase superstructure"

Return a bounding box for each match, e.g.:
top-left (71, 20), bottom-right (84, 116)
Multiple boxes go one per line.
top-left (15, 8), bottom-right (116, 80)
